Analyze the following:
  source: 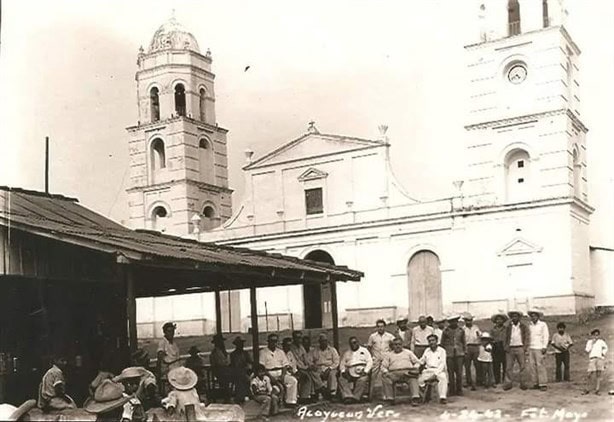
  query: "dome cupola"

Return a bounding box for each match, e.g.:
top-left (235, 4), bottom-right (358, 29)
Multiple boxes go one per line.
top-left (148, 16), bottom-right (200, 54)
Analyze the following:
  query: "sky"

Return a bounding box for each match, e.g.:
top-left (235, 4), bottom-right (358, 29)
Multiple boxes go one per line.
top-left (0, 0), bottom-right (612, 229)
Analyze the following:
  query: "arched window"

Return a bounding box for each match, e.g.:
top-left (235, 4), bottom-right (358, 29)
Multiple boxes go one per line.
top-left (198, 138), bottom-right (214, 184)
top-left (201, 205), bottom-right (218, 231)
top-left (150, 87), bottom-right (160, 122)
top-left (508, 0), bottom-right (521, 36)
top-left (572, 148), bottom-right (581, 198)
top-left (504, 149), bottom-right (531, 202)
top-left (151, 205), bottom-right (169, 232)
top-left (174, 84), bottom-right (186, 117)
top-left (199, 88), bottom-right (206, 122)
top-left (151, 138), bottom-right (166, 171)
top-left (542, 0), bottom-right (549, 28)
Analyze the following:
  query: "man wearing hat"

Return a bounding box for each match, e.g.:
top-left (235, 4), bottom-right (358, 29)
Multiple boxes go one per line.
top-left (394, 316), bottom-right (411, 349)
top-left (84, 379), bottom-right (133, 421)
top-left (161, 367), bottom-right (202, 416)
top-left (527, 309), bottom-right (549, 391)
top-left (410, 316), bottom-right (434, 359)
top-left (503, 310), bottom-right (529, 390)
top-left (230, 336), bottom-right (253, 402)
top-left (490, 312), bottom-right (508, 385)
top-left (462, 312), bottom-right (482, 390)
top-left (433, 318), bottom-right (446, 346)
top-left (259, 333), bottom-right (298, 406)
top-left (311, 333), bottom-right (340, 399)
top-left (114, 366), bottom-right (159, 411)
top-left (156, 322), bottom-right (181, 395)
top-left (440, 315), bottom-right (465, 396)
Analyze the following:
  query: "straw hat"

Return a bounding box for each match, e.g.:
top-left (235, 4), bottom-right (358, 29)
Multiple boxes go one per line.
top-left (0, 399), bottom-right (36, 421)
top-left (113, 366), bottom-right (148, 382)
top-left (507, 309), bottom-right (523, 317)
top-left (167, 367), bottom-right (198, 391)
top-left (480, 332), bottom-right (492, 340)
top-left (84, 379), bottom-right (130, 414)
top-left (446, 314), bottom-right (461, 322)
top-left (462, 312), bottom-right (474, 320)
top-left (491, 312), bottom-right (509, 323)
top-left (527, 308), bottom-right (544, 318)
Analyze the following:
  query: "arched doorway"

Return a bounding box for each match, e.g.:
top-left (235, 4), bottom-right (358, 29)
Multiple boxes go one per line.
top-left (303, 250), bottom-right (334, 329)
top-left (407, 250), bottom-right (442, 321)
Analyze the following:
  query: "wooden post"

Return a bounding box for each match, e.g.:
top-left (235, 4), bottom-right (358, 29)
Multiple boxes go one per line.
top-left (330, 281), bottom-right (340, 351)
top-left (45, 136), bottom-right (49, 194)
top-left (250, 287), bottom-right (259, 366)
top-left (214, 289), bottom-right (222, 334)
top-left (125, 266), bottom-right (138, 353)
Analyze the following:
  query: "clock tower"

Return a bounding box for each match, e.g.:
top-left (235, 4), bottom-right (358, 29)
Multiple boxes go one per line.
top-left (463, 0), bottom-right (588, 207)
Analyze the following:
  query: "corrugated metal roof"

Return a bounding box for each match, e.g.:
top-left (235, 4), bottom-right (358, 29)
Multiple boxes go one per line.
top-left (0, 187), bottom-right (362, 281)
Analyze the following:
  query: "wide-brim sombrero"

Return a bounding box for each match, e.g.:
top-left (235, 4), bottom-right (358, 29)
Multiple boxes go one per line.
top-left (83, 395), bottom-right (131, 414)
top-left (491, 312), bottom-right (509, 323)
top-left (168, 366), bottom-right (198, 391)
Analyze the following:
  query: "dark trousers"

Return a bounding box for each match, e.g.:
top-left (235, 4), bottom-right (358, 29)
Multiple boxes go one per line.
top-left (446, 356), bottom-right (464, 396)
top-left (492, 342), bottom-right (506, 384)
top-left (555, 351), bottom-right (570, 382)
top-left (478, 361), bottom-right (494, 388)
top-left (464, 345), bottom-right (481, 387)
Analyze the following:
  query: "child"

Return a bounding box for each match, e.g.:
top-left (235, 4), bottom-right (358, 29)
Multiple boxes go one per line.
top-left (161, 367), bottom-right (201, 416)
top-left (116, 372), bottom-right (146, 422)
top-left (550, 322), bottom-right (573, 382)
top-left (251, 364), bottom-right (279, 417)
top-left (583, 329), bottom-right (608, 395)
top-left (477, 332), bottom-right (494, 388)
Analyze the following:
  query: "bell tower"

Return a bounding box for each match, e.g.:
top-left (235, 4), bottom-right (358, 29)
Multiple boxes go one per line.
top-left (126, 17), bottom-right (232, 235)
top-left (463, 0), bottom-right (588, 207)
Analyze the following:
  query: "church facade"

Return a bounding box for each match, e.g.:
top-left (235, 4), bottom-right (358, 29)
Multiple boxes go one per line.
top-left (129, 2), bottom-right (612, 334)
top-left (204, 0), bottom-right (611, 327)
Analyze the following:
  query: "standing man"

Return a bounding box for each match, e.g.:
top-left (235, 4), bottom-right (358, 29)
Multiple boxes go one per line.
top-left (367, 319), bottom-right (396, 399)
top-left (503, 310), bottom-right (530, 391)
top-left (381, 338), bottom-right (421, 406)
top-left (490, 312), bottom-right (508, 385)
top-left (157, 322), bottom-right (181, 395)
top-left (339, 336), bottom-right (373, 404)
top-left (433, 318), bottom-right (446, 346)
top-left (527, 309), bottom-right (549, 391)
top-left (259, 333), bottom-right (298, 407)
top-left (462, 313), bottom-right (482, 390)
top-left (419, 334), bottom-right (448, 404)
top-left (394, 316), bottom-right (411, 349)
top-left (311, 333), bottom-right (340, 399)
top-left (440, 315), bottom-right (465, 396)
top-left (410, 316), bottom-right (434, 358)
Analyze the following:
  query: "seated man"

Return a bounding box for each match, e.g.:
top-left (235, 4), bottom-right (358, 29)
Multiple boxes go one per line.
top-left (381, 338), bottom-right (421, 406)
top-left (289, 331), bottom-right (323, 402)
top-left (418, 334), bottom-right (449, 404)
top-left (259, 333), bottom-right (298, 407)
top-left (37, 354), bottom-right (77, 411)
top-left (339, 336), bottom-right (373, 404)
top-left (114, 366), bottom-right (159, 411)
top-left (311, 333), bottom-right (340, 399)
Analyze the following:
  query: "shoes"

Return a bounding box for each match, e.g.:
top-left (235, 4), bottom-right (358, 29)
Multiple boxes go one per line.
top-left (502, 384), bottom-right (512, 391)
top-left (581, 390), bottom-right (590, 395)
top-left (539, 386), bottom-right (547, 392)
top-left (411, 398), bottom-right (420, 407)
top-left (471, 386), bottom-right (476, 391)
top-left (520, 385), bottom-right (528, 390)
top-left (440, 398), bottom-right (447, 404)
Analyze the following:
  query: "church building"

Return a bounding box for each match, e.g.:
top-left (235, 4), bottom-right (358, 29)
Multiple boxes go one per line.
top-left (205, 0), bottom-right (611, 328)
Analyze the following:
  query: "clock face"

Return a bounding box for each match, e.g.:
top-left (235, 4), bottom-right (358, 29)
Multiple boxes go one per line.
top-left (507, 64), bottom-right (528, 84)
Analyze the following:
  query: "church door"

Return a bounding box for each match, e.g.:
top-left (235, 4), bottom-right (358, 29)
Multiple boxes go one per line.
top-left (303, 250), bottom-right (334, 329)
top-left (407, 251), bottom-right (442, 321)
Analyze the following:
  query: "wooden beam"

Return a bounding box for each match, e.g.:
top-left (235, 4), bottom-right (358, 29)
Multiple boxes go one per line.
top-left (125, 265), bottom-right (138, 353)
top-left (214, 289), bottom-right (222, 335)
top-left (250, 286), bottom-right (259, 367)
top-left (330, 281), bottom-right (340, 351)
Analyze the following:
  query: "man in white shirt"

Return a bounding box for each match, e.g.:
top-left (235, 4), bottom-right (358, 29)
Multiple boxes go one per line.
top-left (259, 334), bottom-right (298, 406)
top-left (419, 334), bottom-right (448, 404)
top-left (157, 322), bottom-right (182, 395)
top-left (339, 336), bottom-right (373, 404)
top-left (527, 309), bottom-right (549, 391)
top-left (462, 313), bottom-right (482, 390)
top-left (381, 338), bottom-right (421, 405)
top-left (367, 319), bottom-right (396, 399)
top-left (411, 316), bottom-right (434, 358)
top-left (583, 328), bottom-right (608, 395)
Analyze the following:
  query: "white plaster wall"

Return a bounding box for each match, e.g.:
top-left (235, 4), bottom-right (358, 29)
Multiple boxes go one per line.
top-left (591, 249), bottom-right (614, 306)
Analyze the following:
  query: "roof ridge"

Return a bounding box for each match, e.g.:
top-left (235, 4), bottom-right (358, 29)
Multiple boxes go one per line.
top-left (0, 186), bottom-right (79, 202)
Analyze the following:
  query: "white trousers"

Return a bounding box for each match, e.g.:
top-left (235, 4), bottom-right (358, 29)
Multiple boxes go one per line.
top-left (418, 368), bottom-right (448, 399)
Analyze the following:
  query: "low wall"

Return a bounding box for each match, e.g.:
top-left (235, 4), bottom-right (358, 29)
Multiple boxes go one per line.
top-left (342, 306), bottom-right (399, 327)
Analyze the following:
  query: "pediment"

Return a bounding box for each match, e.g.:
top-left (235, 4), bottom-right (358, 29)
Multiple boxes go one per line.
top-left (245, 133), bottom-right (385, 170)
top-left (297, 167), bottom-right (328, 182)
top-left (497, 237), bottom-right (543, 256)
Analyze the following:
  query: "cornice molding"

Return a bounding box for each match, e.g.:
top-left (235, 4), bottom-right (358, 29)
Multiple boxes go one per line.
top-left (464, 108), bottom-right (588, 133)
top-left (127, 178), bottom-right (233, 194)
top-left (126, 116), bottom-right (229, 134)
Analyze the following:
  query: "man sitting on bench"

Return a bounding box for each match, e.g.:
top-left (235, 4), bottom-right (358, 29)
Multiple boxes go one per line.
top-left (381, 338), bottom-right (421, 406)
top-left (418, 334), bottom-right (448, 404)
top-left (339, 337), bottom-right (373, 404)
top-left (259, 333), bottom-right (298, 408)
